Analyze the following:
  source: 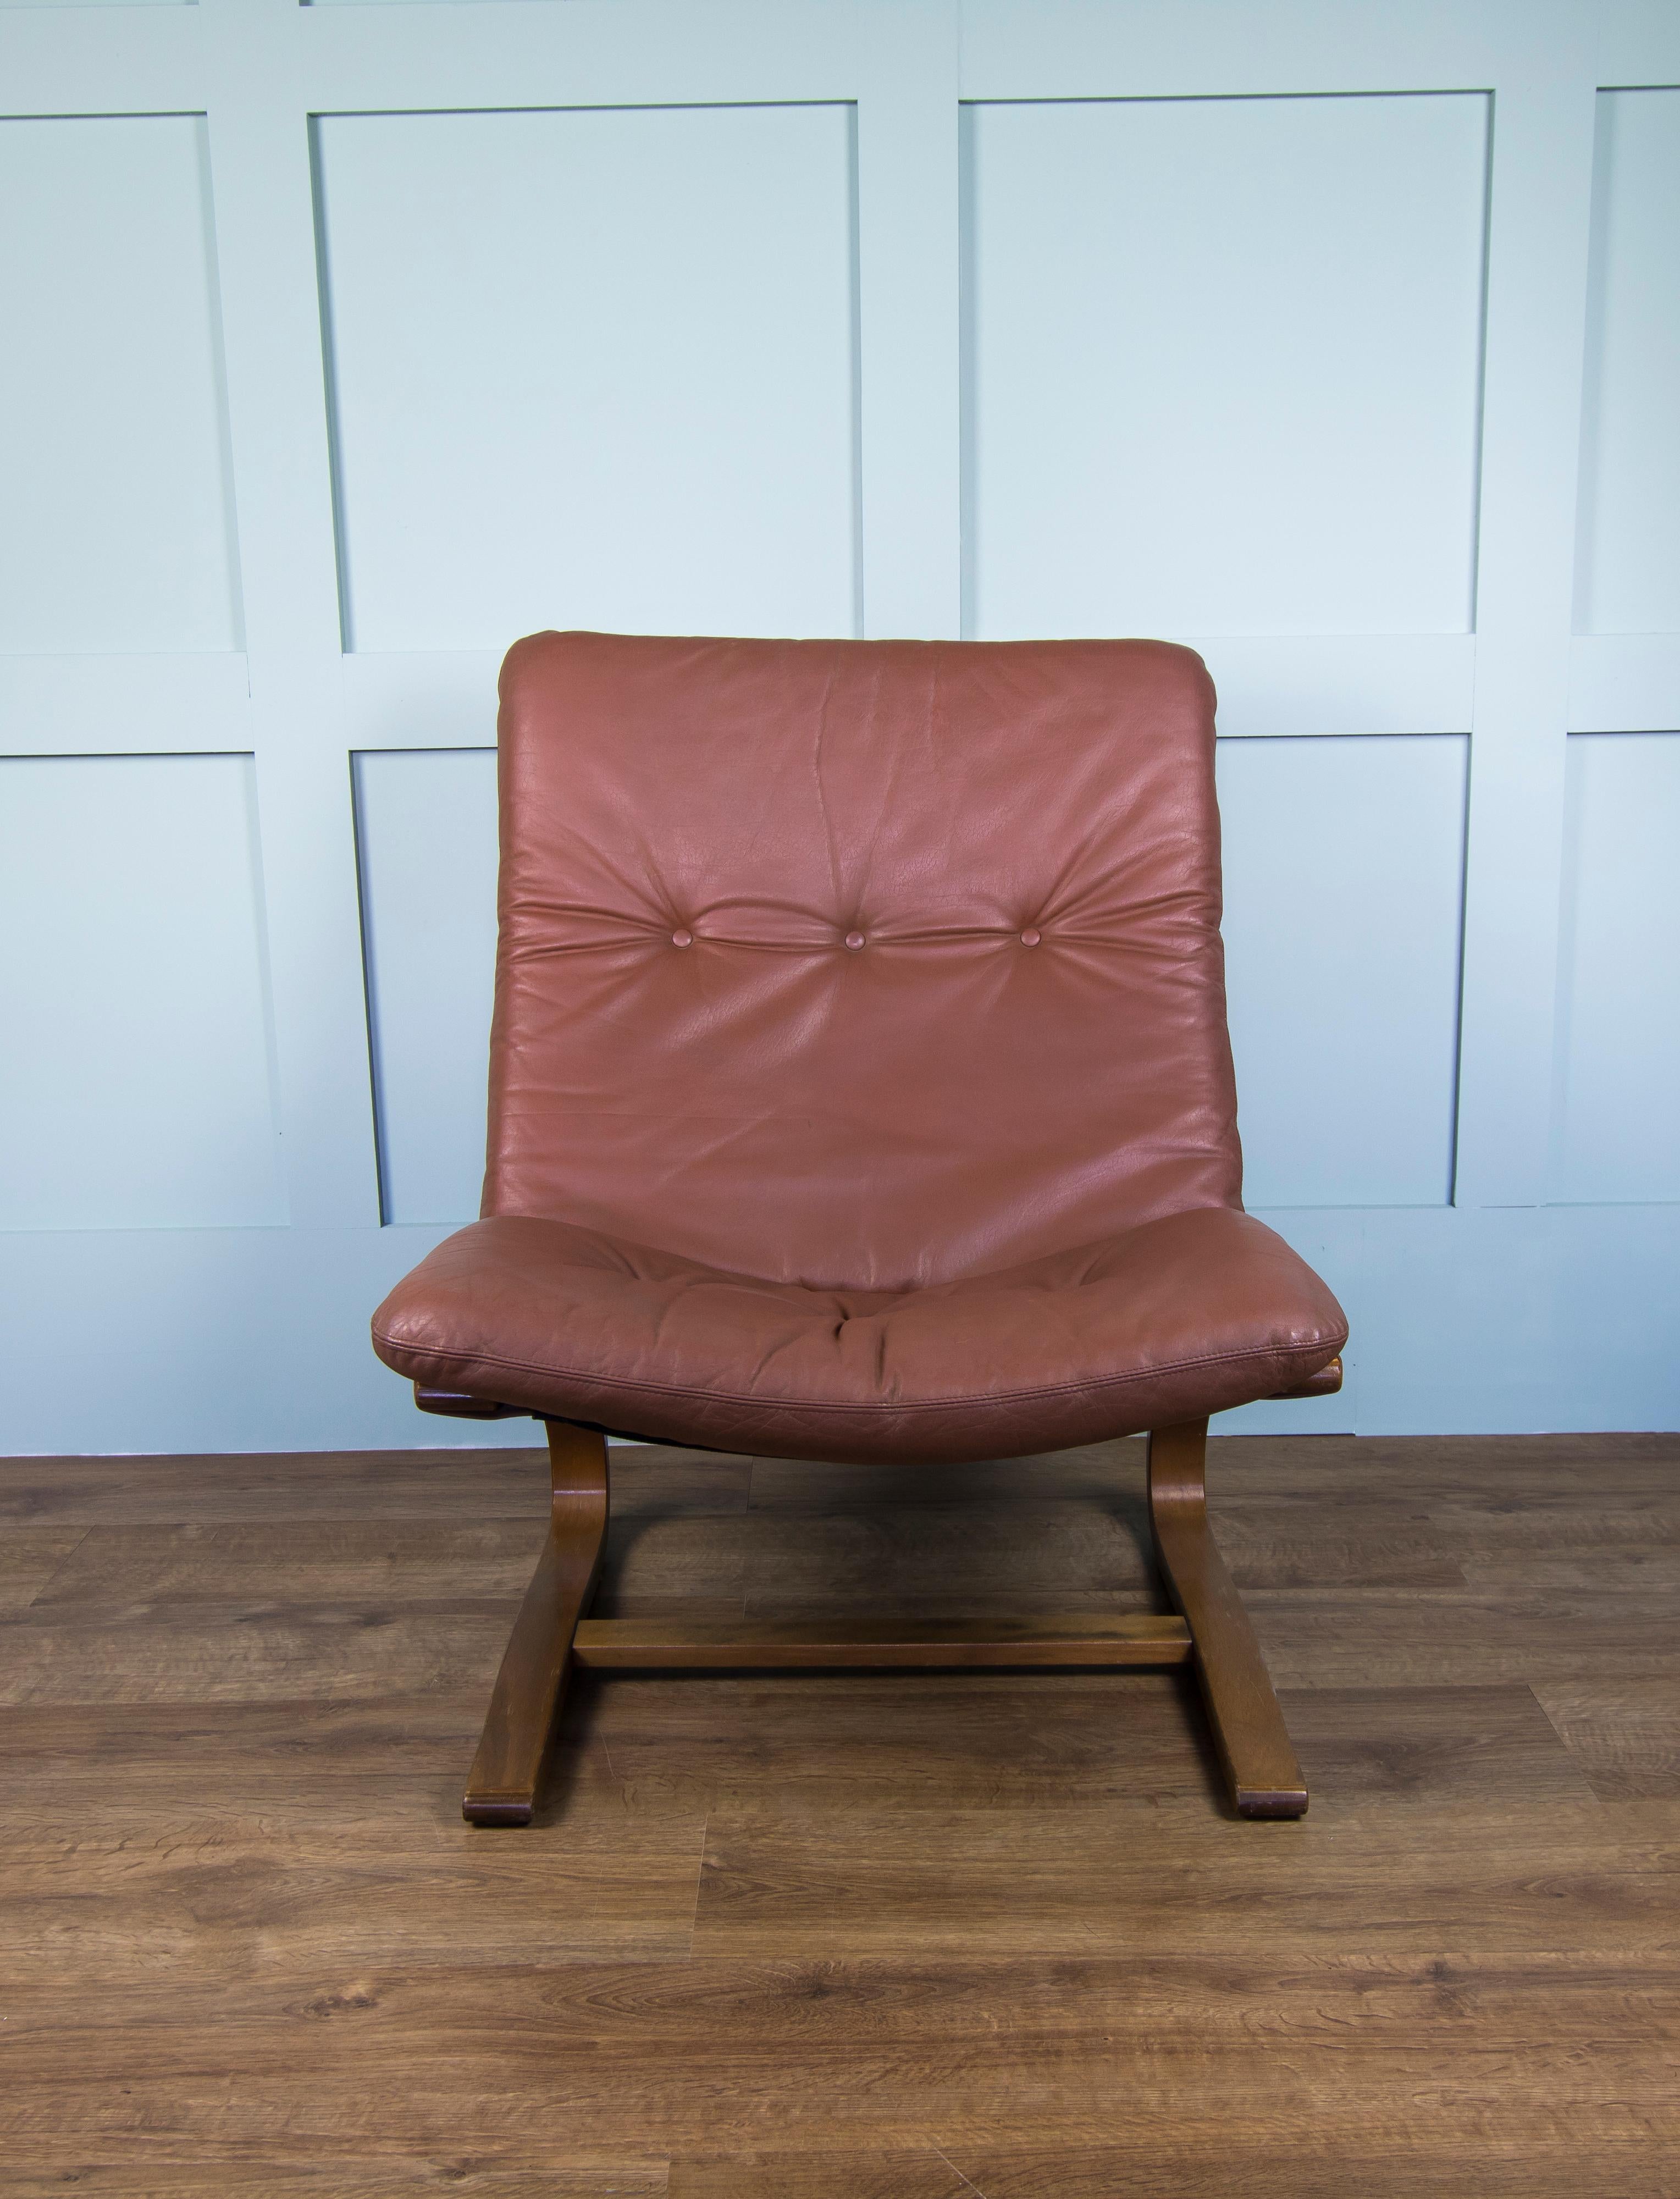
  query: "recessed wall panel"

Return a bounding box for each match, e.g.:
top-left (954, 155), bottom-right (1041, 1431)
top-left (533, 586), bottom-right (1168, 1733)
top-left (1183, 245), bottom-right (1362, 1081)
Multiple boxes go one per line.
top-left (353, 748), bottom-right (499, 1226)
top-left (317, 106), bottom-right (858, 653)
top-left (963, 94), bottom-right (1489, 639)
top-left (0, 118), bottom-right (241, 654)
top-left (1576, 89), bottom-right (1680, 636)
top-left (1554, 732), bottom-right (1680, 1202)
top-left (1218, 734), bottom-right (1467, 1208)
top-left (0, 755), bottom-right (283, 1230)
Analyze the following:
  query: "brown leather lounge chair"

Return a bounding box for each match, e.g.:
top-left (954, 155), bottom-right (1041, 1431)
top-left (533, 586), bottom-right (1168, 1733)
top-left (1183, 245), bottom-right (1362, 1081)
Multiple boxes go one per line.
top-left (372, 630), bottom-right (1348, 1827)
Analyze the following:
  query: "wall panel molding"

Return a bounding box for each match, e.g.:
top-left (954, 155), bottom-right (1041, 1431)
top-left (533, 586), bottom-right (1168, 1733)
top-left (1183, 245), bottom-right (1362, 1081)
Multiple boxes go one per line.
top-left (1574, 85), bottom-right (1680, 636)
top-left (0, 112), bottom-right (243, 657)
top-left (2, 0), bottom-right (1676, 1449)
top-left (1219, 736), bottom-right (1468, 1212)
top-left (352, 747), bottom-right (498, 1229)
top-left (201, 0), bottom-right (382, 1229)
top-left (0, 753), bottom-right (285, 1234)
top-left (1450, 20), bottom-right (1599, 1207)
top-left (296, 0), bottom-right (859, 112)
top-left (315, 102), bottom-right (860, 653)
top-left (1552, 731), bottom-right (1680, 1205)
top-left (960, 89), bottom-right (1490, 644)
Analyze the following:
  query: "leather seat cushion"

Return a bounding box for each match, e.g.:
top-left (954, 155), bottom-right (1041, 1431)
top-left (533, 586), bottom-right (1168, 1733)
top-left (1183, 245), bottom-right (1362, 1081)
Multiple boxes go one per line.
top-left (373, 1206), bottom-right (1347, 1464)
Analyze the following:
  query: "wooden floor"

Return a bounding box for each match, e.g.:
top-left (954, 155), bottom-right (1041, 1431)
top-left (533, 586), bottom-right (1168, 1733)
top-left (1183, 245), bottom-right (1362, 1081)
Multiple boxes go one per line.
top-left (2, 1432), bottom-right (1677, 2197)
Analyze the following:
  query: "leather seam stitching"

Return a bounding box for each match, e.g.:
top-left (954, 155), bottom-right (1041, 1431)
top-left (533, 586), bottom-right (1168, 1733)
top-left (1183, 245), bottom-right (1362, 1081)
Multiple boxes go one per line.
top-left (372, 1327), bottom-right (1345, 1416)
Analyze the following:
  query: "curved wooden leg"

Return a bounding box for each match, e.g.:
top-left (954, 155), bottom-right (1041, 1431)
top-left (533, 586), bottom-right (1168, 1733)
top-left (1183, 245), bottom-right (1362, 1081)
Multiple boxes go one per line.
top-left (1147, 1418), bottom-right (1307, 1820)
top-left (463, 1421), bottom-right (609, 1827)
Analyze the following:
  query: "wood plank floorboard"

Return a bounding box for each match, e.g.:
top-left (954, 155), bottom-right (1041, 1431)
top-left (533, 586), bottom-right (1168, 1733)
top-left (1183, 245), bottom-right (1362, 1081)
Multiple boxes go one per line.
top-left (1, 1432), bottom-right (1676, 2195)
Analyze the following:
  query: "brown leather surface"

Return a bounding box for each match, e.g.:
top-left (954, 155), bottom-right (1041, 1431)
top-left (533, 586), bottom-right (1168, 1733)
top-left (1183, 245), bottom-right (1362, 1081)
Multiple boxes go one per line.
top-left (486, 629), bottom-right (1241, 1288)
top-left (372, 630), bottom-right (1347, 1458)
top-left (374, 1207), bottom-right (1347, 1465)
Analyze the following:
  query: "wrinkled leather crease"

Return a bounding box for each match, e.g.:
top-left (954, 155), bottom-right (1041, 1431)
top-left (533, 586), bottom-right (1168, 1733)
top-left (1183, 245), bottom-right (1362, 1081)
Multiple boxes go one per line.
top-left (373, 632), bottom-right (1348, 1462)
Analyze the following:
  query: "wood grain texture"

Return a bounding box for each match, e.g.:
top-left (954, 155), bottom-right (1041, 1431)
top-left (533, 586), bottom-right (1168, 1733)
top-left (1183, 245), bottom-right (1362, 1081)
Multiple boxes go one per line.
top-left (1148, 1418), bottom-right (1308, 1815)
top-left (571, 1613), bottom-right (1191, 1668)
top-left (0, 1430), bottom-right (1676, 2194)
top-left (463, 1422), bottom-right (610, 1825)
top-left (0, 1526), bottom-right (86, 1612)
top-left (1534, 1679), bottom-right (1680, 1799)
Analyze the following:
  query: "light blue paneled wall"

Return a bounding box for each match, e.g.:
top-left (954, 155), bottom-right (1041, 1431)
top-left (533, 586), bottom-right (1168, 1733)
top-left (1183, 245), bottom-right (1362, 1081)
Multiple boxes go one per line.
top-left (960, 92), bottom-right (1489, 640)
top-left (0, 115), bottom-right (241, 653)
top-left (1554, 732), bottom-right (1680, 1203)
top-left (352, 747), bottom-right (499, 1226)
top-left (0, 754), bottom-right (284, 1232)
top-left (314, 104), bottom-right (860, 650)
top-left (1218, 737), bottom-right (1468, 1211)
top-left (1576, 88), bottom-right (1680, 636)
top-left (1, 0), bottom-right (1677, 1455)
top-left (1, 1), bottom-right (183, 11)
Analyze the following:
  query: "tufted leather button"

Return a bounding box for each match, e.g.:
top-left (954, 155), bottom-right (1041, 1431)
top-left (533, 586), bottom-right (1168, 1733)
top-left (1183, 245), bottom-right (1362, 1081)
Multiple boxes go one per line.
top-left (671, 929), bottom-right (693, 949)
top-left (844, 931), bottom-right (865, 951)
top-left (1020, 929), bottom-right (1042, 947)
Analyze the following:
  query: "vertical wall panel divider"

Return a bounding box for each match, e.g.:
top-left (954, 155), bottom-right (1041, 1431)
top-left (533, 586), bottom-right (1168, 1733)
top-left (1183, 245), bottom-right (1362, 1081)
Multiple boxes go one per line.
top-left (1452, 13), bottom-right (1599, 1208)
top-left (202, 0), bottom-right (378, 1227)
top-left (1, 0), bottom-right (1676, 1452)
top-left (856, 0), bottom-right (961, 637)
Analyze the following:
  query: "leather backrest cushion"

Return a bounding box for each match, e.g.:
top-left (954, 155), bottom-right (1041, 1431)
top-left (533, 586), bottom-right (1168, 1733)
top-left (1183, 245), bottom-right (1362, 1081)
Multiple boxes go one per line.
top-left (485, 630), bottom-right (1242, 1290)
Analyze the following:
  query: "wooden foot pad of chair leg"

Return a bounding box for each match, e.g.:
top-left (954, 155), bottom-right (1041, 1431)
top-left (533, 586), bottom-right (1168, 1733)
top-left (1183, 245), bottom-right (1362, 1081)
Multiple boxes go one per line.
top-left (461, 1797), bottom-right (537, 1829)
top-left (462, 1422), bottom-right (609, 1828)
top-left (1148, 1418), bottom-right (1308, 1821)
top-left (1234, 1788), bottom-right (1311, 1820)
